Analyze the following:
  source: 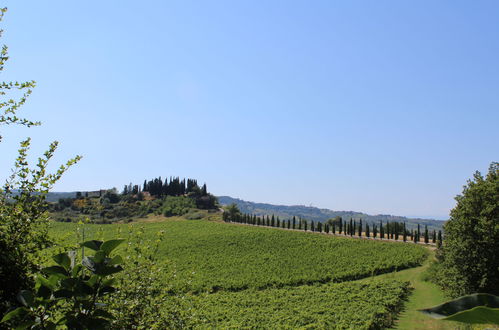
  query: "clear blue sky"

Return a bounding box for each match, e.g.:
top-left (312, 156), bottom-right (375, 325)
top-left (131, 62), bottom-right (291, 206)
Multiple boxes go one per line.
top-left (1, 1), bottom-right (498, 219)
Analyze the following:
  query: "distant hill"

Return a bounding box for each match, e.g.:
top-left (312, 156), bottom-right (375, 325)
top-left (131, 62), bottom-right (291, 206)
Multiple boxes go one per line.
top-left (218, 196), bottom-right (446, 231)
top-left (45, 191), bottom-right (78, 202)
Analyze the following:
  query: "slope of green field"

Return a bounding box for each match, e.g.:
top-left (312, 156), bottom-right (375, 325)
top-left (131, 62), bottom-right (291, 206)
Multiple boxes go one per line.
top-left (49, 219), bottom-right (427, 293)
top-left (193, 278), bottom-right (410, 329)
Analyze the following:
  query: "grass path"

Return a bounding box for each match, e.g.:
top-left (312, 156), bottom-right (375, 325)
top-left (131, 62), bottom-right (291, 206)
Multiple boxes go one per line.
top-left (369, 251), bottom-right (484, 329)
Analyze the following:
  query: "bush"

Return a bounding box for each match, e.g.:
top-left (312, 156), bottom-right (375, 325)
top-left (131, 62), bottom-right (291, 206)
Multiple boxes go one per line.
top-left (1, 239), bottom-right (124, 329)
top-left (185, 211), bottom-right (205, 220)
top-left (161, 196), bottom-right (196, 217)
top-left (106, 227), bottom-right (193, 328)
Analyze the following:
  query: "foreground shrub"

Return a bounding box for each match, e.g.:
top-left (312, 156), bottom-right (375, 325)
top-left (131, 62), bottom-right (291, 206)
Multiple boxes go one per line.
top-left (1, 239), bottom-right (124, 329)
top-left (106, 227), bottom-right (194, 328)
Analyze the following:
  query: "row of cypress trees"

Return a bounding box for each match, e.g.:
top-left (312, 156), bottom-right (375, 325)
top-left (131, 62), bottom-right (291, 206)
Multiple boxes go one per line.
top-left (224, 213), bottom-right (443, 245)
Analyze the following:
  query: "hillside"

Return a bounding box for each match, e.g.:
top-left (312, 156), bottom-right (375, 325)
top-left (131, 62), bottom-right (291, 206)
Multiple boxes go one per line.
top-left (49, 219), bottom-right (429, 328)
top-left (218, 196), bottom-right (446, 231)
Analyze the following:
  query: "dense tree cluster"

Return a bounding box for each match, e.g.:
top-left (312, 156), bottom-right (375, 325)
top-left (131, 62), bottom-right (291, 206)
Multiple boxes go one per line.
top-left (431, 162), bottom-right (499, 297)
top-left (122, 177), bottom-right (207, 198)
top-left (122, 176), bottom-right (216, 210)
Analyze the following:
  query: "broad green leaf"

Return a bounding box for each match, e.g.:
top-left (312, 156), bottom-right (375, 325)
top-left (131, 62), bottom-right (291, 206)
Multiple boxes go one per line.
top-left (17, 290), bottom-right (34, 307)
top-left (419, 293), bottom-right (499, 324)
top-left (95, 265), bottom-right (123, 276)
top-left (36, 275), bottom-right (55, 291)
top-left (443, 306), bottom-right (499, 324)
top-left (52, 252), bottom-right (71, 270)
top-left (54, 289), bottom-right (73, 298)
top-left (0, 307), bottom-right (28, 322)
top-left (71, 264), bottom-right (83, 277)
top-left (93, 250), bottom-right (106, 263)
top-left (100, 239), bottom-right (125, 255)
top-left (42, 266), bottom-right (68, 277)
top-left (102, 278), bottom-right (116, 287)
top-left (107, 255), bottom-right (123, 266)
top-left (80, 240), bottom-right (103, 251)
top-left (74, 281), bottom-right (94, 296)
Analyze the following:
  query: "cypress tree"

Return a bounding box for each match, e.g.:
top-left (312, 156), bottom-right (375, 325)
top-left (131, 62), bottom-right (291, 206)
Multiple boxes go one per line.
top-left (403, 222), bottom-right (407, 242)
top-left (373, 224), bottom-right (377, 238)
top-left (304, 220), bottom-right (307, 231)
top-left (325, 223), bottom-right (329, 234)
top-left (332, 223), bottom-right (336, 234)
top-left (432, 229), bottom-right (436, 244)
top-left (298, 218), bottom-right (302, 230)
top-left (366, 223), bottom-right (370, 238)
top-left (358, 219), bottom-right (362, 237)
top-left (424, 225), bottom-right (429, 244)
top-left (292, 216), bottom-right (296, 229)
top-left (339, 218), bottom-right (343, 234)
top-left (380, 221), bottom-right (384, 239)
top-left (271, 215), bottom-right (275, 227)
top-left (417, 224), bottom-right (421, 243)
top-left (287, 219), bottom-right (291, 229)
top-left (311, 221), bottom-right (315, 232)
top-left (395, 222), bottom-right (399, 241)
top-left (437, 230), bottom-right (442, 248)
top-left (318, 222), bottom-right (322, 233)
top-left (350, 219), bottom-right (354, 236)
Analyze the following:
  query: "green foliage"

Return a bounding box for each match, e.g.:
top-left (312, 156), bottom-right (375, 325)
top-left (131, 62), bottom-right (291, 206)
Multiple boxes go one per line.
top-left (160, 195), bottom-right (196, 217)
top-left (1, 239), bottom-right (124, 329)
top-left (419, 293), bottom-right (499, 324)
top-left (50, 220), bottom-right (427, 293)
top-left (193, 278), bottom-right (411, 329)
top-left (0, 8), bottom-right (81, 315)
top-left (435, 162), bottom-right (499, 297)
top-left (105, 227), bottom-right (193, 328)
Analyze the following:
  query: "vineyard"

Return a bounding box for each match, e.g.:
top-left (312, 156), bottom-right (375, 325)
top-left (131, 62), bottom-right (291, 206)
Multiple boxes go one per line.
top-left (193, 278), bottom-right (410, 329)
top-left (49, 218), bottom-right (428, 328)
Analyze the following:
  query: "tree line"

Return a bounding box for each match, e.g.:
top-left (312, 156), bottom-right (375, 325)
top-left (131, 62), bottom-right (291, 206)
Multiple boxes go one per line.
top-left (223, 205), bottom-right (442, 245)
